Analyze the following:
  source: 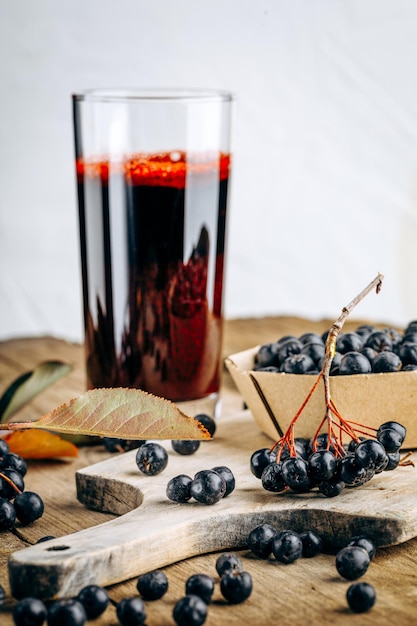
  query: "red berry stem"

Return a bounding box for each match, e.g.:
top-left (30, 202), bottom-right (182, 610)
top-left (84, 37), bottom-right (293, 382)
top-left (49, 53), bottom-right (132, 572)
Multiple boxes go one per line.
top-left (343, 419), bottom-right (378, 432)
top-left (399, 451), bottom-right (414, 467)
top-left (344, 425), bottom-right (376, 438)
top-left (269, 371), bottom-right (324, 455)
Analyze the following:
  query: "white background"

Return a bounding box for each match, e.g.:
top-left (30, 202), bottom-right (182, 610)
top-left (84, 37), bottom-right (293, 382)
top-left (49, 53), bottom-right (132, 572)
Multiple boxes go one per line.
top-left (2, 0), bottom-right (417, 342)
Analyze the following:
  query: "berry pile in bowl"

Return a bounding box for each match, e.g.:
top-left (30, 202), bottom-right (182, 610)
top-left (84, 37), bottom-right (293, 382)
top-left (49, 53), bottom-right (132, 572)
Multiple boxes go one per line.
top-left (225, 320), bottom-right (417, 446)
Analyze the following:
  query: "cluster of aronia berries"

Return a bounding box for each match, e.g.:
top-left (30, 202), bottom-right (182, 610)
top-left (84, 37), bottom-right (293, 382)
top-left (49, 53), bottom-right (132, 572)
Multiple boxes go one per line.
top-left (247, 524), bottom-right (322, 562)
top-left (108, 413), bottom-right (235, 507)
top-left (173, 554), bottom-right (252, 626)
top-left (103, 413), bottom-right (233, 506)
top-left (166, 465), bottom-right (235, 505)
top-left (8, 553), bottom-right (252, 626)
top-left (253, 320), bottom-right (417, 375)
top-left (0, 438), bottom-right (44, 530)
top-left (246, 522), bottom-right (376, 613)
top-left (10, 584), bottom-right (109, 626)
top-left (250, 420), bottom-right (408, 498)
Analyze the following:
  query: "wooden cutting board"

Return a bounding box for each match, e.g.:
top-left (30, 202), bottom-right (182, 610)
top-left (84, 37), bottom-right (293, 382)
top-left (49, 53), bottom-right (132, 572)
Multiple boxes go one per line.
top-left (8, 410), bottom-right (417, 600)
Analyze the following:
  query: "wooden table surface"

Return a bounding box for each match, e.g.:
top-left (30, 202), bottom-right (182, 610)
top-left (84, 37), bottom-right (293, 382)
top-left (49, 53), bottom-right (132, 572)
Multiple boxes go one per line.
top-left (0, 316), bottom-right (416, 625)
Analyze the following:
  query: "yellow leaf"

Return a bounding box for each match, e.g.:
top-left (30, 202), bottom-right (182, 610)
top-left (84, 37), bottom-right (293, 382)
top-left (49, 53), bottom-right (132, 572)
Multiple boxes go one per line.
top-left (3, 430), bottom-right (78, 459)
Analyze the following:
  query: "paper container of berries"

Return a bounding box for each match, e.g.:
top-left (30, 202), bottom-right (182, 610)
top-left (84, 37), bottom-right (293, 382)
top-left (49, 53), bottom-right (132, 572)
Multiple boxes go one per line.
top-left (225, 322), bottom-right (417, 447)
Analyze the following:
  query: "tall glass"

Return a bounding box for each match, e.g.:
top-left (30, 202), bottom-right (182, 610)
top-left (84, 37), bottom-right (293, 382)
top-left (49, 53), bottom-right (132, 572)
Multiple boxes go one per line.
top-left (72, 89), bottom-right (233, 416)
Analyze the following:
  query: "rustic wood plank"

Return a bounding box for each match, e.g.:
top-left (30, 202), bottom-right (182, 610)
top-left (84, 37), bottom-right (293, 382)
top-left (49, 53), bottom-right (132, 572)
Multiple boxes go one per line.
top-left (0, 317), bottom-right (414, 625)
top-left (8, 411), bottom-right (417, 600)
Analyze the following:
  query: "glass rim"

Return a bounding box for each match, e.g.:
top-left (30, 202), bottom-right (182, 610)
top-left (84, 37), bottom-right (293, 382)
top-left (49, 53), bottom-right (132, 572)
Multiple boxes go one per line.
top-left (72, 87), bottom-right (234, 103)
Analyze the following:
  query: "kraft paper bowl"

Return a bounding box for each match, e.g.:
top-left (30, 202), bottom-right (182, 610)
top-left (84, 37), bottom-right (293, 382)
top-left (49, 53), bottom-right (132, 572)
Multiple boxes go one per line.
top-left (225, 346), bottom-right (417, 447)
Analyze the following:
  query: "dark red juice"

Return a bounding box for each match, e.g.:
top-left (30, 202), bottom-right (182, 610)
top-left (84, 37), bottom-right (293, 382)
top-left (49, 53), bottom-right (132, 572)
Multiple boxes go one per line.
top-left (76, 152), bottom-right (230, 401)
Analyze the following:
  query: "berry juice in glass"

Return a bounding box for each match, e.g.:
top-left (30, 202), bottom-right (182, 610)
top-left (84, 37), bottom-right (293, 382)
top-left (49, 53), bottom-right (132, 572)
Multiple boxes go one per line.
top-left (72, 89), bottom-right (233, 416)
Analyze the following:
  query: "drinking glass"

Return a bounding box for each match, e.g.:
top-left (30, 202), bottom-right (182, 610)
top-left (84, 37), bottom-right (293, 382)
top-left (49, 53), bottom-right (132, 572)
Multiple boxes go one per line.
top-left (72, 88), bottom-right (233, 416)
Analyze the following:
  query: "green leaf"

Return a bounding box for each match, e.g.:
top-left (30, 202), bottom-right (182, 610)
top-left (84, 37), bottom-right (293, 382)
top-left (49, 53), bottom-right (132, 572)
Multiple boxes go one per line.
top-left (0, 388), bottom-right (211, 440)
top-left (0, 361), bottom-right (73, 423)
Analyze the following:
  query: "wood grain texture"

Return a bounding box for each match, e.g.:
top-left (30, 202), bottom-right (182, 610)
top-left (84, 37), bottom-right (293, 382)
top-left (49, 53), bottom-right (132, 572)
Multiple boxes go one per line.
top-left (1, 317), bottom-right (416, 626)
top-left (8, 410), bottom-right (417, 600)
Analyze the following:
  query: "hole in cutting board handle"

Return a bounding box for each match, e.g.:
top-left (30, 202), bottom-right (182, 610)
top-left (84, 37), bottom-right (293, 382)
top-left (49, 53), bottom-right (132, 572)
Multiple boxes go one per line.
top-left (45, 545), bottom-right (71, 551)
